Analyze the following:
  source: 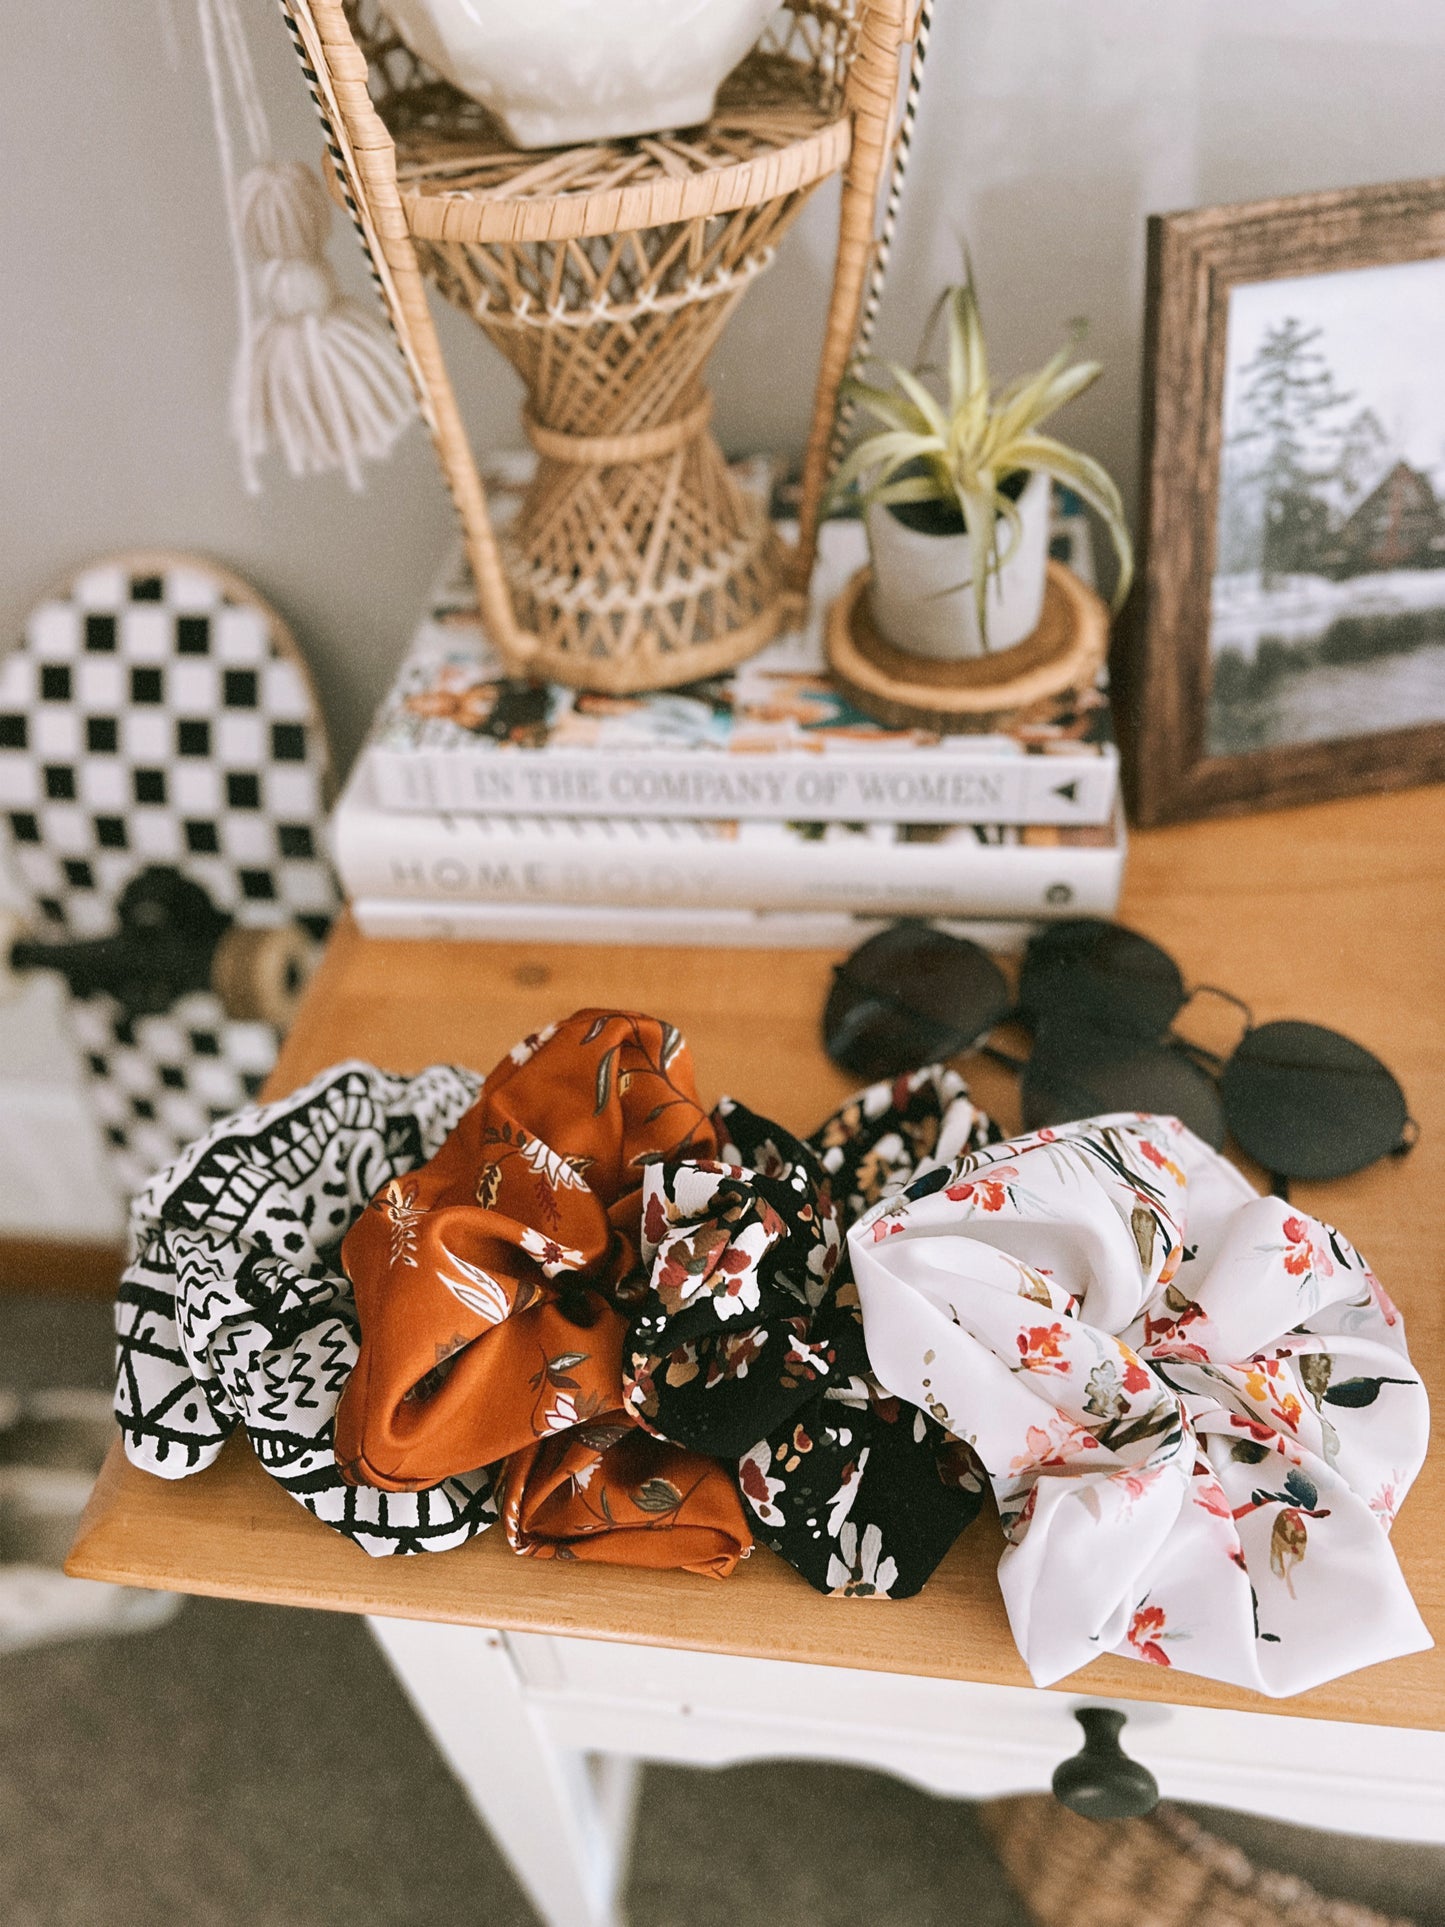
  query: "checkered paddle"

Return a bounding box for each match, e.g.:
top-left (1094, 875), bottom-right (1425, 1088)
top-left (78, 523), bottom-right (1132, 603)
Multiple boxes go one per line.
top-left (0, 553), bottom-right (339, 1199)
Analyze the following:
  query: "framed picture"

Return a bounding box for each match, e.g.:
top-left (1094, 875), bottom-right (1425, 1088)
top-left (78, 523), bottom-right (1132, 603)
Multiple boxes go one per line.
top-left (1122, 176), bottom-right (1445, 825)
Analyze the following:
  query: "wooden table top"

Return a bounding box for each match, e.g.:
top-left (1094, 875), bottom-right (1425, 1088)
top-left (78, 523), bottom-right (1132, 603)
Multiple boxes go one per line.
top-left (70, 785), bottom-right (1445, 1728)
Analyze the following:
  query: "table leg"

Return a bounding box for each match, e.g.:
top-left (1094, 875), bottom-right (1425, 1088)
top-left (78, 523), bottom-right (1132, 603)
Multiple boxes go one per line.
top-left (367, 1615), bottom-right (640, 1927)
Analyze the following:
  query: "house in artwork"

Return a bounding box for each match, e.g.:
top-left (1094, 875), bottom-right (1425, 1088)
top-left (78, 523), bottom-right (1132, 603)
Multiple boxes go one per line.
top-left (1319, 460), bottom-right (1445, 577)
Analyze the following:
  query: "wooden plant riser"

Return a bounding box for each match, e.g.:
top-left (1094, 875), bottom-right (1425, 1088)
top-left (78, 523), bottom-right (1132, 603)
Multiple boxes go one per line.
top-left (282, 0), bottom-right (917, 692)
top-left (826, 560), bottom-right (1111, 732)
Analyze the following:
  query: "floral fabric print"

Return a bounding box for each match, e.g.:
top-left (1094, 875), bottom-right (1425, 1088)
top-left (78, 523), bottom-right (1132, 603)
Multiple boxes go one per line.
top-left (623, 1104), bottom-right (843, 1458)
top-left (501, 1418), bottom-right (751, 1577)
top-left (336, 1010), bottom-right (717, 1490)
top-left (738, 1333), bottom-right (988, 1599)
top-left (626, 1068), bottom-right (996, 1598)
top-left (114, 1060), bottom-right (499, 1557)
top-left (810, 1066), bottom-right (995, 1222)
top-left (850, 1112), bottom-right (1431, 1694)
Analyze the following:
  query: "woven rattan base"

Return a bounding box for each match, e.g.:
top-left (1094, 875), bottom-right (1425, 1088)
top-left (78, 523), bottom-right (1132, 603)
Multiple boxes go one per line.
top-left (502, 476), bottom-right (788, 694)
top-left (825, 559), bottom-right (1109, 732)
top-left (408, 137), bottom-right (829, 691)
top-left (287, 0), bottom-right (918, 688)
top-left (981, 1798), bottom-right (1413, 1927)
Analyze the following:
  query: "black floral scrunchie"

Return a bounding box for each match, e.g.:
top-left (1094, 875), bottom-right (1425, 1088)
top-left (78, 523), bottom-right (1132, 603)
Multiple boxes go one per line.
top-left (624, 1068), bottom-right (998, 1597)
top-left (623, 1104), bottom-right (843, 1459)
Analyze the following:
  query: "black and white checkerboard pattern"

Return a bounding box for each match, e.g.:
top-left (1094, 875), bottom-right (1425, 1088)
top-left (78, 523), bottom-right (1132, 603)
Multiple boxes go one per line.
top-left (0, 557), bottom-right (339, 1199)
top-left (66, 992), bottom-right (280, 1202)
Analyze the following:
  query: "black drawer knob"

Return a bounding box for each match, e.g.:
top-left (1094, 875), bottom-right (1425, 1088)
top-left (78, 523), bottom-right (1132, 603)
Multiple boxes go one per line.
top-left (1051, 1707), bottom-right (1160, 1820)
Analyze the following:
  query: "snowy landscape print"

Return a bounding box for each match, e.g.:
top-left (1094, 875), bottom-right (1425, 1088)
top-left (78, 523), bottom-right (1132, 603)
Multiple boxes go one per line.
top-left (1208, 254), bottom-right (1445, 757)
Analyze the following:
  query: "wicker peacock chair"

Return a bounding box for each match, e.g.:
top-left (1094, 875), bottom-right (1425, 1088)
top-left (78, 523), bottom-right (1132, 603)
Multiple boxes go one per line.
top-left (278, 0), bottom-right (925, 691)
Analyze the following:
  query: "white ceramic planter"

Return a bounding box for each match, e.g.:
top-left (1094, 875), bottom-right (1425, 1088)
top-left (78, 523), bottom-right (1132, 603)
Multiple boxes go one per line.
top-left (377, 0), bottom-right (779, 149)
top-left (865, 468), bottom-right (1051, 660)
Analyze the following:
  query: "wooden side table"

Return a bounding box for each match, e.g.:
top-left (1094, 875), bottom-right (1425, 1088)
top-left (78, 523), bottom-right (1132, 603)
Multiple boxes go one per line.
top-left (70, 787), bottom-right (1445, 1927)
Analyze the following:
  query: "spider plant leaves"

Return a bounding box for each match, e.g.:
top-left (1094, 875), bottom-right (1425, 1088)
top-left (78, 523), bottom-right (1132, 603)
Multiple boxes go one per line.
top-left (890, 364), bottom-right (951, 440)
top-left (868, 471), bottom-right (954, 508)
top-left (1003, 434), bottom-right (1134, 608)
top-left (947, 279), bottom-right (989, 414)
top-left (990, 483), bottom-right (1025, 560)
top-left (846, 376), bottom-right (939, 438)
top-left (961, 480), bottom-right (1005, 636)
top-left (831, 264), bottom-right (1133, 643)
top-left (828, 428), bottom-right (942, 501)
top-left (992, 354), bottom-right (1102, 449)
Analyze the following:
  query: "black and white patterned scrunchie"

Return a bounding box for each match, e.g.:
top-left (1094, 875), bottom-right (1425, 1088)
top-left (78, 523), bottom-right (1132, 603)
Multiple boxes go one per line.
top-left (115, 1059), bottom-right (498, 1556)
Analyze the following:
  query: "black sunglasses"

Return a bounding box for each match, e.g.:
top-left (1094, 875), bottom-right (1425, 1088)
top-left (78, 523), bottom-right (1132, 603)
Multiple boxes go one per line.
top-left (823, 917), bottom-right (1416, 1193)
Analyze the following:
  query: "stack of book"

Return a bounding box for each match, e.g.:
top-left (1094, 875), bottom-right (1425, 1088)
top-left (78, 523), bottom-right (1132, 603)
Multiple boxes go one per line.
top-left (331, 503), bottom-right (1125, 951)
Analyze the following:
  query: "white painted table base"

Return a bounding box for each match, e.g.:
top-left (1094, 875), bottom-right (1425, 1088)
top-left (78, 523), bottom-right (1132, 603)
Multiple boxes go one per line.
top-left (367, 1616), bottom-right (1445, 1927)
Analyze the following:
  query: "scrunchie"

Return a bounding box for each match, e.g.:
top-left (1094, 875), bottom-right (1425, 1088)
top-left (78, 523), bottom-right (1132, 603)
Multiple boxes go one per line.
top-left (850, 1112), bottom-right (1431, 1693)
top-left (623, 1104), bottom-right (844, 1458)
top-left (335, 1010), bottom-right (716, 1490)
top-left (501, 1419), bottom-right (751, 1577)
top-left (115, 1060), bottom-right (497, 1556)
top-left (626, 1068), bottom-right (997, 1597)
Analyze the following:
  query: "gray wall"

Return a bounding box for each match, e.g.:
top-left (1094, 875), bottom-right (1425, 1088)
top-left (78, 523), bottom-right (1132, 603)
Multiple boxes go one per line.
top-left (6, 0), bottom-right (1445, 774)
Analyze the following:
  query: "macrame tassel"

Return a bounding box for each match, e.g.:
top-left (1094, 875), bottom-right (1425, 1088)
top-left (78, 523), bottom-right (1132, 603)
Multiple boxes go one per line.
top-left (237, 162), bottom-right (415, 491)
top-left (196, 0), bottom-right (415, 493)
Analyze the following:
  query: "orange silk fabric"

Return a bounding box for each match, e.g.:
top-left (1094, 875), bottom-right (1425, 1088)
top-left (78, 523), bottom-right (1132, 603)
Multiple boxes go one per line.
top-left (501, 1416), bottom-right (751, 1578)
top-left (335, 1010), bottom-right (720, 1494)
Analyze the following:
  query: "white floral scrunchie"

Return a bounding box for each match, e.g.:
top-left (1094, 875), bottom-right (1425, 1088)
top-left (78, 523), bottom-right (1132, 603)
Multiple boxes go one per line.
top-left (849, 1112), bottom-right (1431, 1696)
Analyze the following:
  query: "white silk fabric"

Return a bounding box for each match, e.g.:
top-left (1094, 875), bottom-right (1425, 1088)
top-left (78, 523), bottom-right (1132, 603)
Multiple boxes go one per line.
top-left (849, 1113), bottom-right (1431, 1696)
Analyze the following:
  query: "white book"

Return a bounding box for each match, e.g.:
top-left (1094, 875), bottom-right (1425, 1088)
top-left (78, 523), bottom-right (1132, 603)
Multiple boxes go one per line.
top-left (330, 760), bottom-right (1126, 920)
top-left (350, 897), bottom-right (1041, 953)
top-left (360, 511), bottom-right (1119, 828)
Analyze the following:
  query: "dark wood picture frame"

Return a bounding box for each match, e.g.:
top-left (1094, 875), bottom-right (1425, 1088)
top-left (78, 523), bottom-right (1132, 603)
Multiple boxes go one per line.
top-left (1119, 175), bottom-right (1445, 826)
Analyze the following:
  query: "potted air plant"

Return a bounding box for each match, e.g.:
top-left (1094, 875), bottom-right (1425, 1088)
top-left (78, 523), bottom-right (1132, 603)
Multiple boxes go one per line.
top-left (830, 273), bottom-right (1134, 660)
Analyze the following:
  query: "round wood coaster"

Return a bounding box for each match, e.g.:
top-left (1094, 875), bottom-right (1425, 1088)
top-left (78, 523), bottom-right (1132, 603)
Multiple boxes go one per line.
top-left (825, 559), bottom-right (1109, 732)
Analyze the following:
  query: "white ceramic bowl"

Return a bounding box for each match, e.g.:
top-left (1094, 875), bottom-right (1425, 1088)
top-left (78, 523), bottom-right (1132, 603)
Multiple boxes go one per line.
top-left (377, 0), bottom-right (780, 150)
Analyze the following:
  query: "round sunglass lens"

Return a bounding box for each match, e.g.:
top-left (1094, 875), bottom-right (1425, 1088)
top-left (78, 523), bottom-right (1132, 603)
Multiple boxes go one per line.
top-left (1022, 1027), bottom-right (1226, 1148)
top-left (823, 921), bottom-right (1011, 1079)
top-left (1019, 919), bottom-right (1186, 1042)
top-left (1220, 1020), bottom-right (1408, 1181)
top-left (850, 921), bottom-right (1011, 1026)
top-left (823, 994), bottom-right (971, 1083)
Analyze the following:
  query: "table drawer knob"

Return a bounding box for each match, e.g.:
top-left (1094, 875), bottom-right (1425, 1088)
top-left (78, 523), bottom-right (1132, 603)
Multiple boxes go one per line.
top-left (1051, 1707), bottom-right (1160, 1820)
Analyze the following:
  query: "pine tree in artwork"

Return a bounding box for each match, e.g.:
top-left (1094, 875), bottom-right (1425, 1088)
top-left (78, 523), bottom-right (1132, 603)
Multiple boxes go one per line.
top-left (1224, 317), bottom-right (1353, 583)
top-left (1334, 406), bottom-right (1391, 514)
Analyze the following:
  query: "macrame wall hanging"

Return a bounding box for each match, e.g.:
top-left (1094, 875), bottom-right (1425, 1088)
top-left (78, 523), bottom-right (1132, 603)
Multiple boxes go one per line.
top-left (195, 0), bottom-right (416, 490)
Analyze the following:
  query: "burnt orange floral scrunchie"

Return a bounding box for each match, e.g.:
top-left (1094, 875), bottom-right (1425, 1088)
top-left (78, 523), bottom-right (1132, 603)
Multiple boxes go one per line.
top-left (501, 1416), bottom-right (750, 1577)
top-left (335, 1010), bottom-right (717, 1493)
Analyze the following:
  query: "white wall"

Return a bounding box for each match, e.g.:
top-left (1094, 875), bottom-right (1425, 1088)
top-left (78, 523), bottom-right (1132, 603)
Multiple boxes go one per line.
top-left (3, 2), bottom-right (1444, 1241)
top-left (5, 0), bottom-right (1445, 776)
